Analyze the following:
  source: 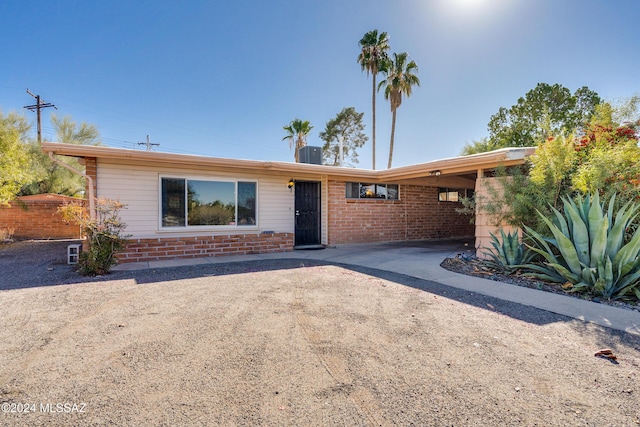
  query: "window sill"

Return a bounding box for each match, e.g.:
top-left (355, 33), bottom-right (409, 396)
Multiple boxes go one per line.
top-left (157, 226), bottom-right (259, 233)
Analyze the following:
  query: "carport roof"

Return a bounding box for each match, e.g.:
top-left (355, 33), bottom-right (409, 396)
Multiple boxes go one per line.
top-left (41, 142), bottom-right (535, 182)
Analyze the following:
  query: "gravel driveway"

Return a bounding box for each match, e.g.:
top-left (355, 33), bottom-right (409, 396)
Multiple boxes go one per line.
top-left (1, 241), bottom-right (639, 426)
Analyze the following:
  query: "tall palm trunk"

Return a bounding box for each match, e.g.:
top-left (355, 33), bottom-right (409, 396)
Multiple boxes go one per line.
top-left (295, 135), bottom-right (305, 163)
top-left (372, 74), bottom-right (377, 170)
top-left (388, 108), bottom-right (397, 169)
top-left (358, 30), bottom-right (389, 170)
top-left (379, 52), bottom-right (419, 170)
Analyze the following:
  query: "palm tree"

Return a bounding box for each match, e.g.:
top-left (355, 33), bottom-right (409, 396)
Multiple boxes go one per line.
top-left (378, 52), bottom-right (420, 169)
top-left (358, 30), bottom-right (390, 170)
top-left (282, 119), bottom-right (313, 162)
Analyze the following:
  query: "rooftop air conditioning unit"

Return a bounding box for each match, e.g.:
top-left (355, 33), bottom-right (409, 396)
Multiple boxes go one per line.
top-left (298, 146), bottom-right (322, 165)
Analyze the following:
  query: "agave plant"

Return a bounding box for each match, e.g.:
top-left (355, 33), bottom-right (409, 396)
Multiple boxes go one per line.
top-left (523, 193), bottom-right (640, 301)
top-left (484, 228), bottom-right (534, 273)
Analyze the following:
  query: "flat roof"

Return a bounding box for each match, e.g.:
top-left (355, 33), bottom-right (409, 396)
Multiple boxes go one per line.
top-left (42, 142), bottom-right (535, 181)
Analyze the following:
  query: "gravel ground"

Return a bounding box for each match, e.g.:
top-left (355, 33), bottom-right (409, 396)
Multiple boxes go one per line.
top-left (1, 240), bottom-right (640, 426)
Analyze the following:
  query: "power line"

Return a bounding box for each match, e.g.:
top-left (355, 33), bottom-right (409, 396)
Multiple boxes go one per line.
top-left (53, 97), bottom-right (266, 150)
top-left (19, 92), bottom-right (270, 158)
top-left (23, 89), bottom-right (57, 144)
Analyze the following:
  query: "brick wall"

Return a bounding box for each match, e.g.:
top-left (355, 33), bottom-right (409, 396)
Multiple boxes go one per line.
top-left (327, 180), bottom-right (474, 244)
top-left (0, 194), bottom-right (83, 239)
top-left (119, 232), bottom-right (294, 263)
top-left (83, 157), bottom-right (97, 198)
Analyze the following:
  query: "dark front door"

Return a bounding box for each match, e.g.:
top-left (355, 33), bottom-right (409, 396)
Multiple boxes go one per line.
top-left (294, 181), bottom-right (321, 246)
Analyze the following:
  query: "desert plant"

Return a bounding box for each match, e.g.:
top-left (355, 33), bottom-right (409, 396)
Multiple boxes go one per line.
top-left (523, 193), bottom-right (640, 301)
top-left (59, 198), bottom-right (130, 276)
top-left (483, 228), bottom-right (534, 273)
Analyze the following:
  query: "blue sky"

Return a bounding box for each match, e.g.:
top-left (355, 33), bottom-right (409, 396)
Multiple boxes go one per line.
top-left (2, 0), bottom-right (639, 169)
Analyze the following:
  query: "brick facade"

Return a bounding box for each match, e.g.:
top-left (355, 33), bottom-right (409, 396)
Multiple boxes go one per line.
top-left (0, 194), bottom-right (83, 239)
top-left (327, 180), bottom-right (474, 244)
top-left (119, 232), bottom-right (294, 263)
top-left (83, 157), bottom-right (98, 198)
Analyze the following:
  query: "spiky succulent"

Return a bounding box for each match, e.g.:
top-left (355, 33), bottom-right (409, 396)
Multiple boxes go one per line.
top-left (523, 193), bottom-right (640, 301)
top-left (483, 228), bottom-right (534, 273)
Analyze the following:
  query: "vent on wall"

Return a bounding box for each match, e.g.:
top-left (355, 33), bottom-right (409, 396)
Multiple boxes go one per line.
top-left (68, 243), bottom-right (82, 264)
top-left (298, 146), bottom-right (322, 165)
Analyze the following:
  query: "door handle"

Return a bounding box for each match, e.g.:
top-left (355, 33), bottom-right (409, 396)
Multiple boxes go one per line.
top-left (295, 210), bottom-right (300, 216)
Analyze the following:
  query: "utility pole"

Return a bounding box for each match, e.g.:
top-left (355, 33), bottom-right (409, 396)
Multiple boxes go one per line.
top-left (24, 89), bottom-right (57, 144)
top-left (138, 135), bottom-right (159, 151)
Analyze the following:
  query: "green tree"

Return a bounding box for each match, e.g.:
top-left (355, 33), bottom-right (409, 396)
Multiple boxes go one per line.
top-left (358, 29), bottom-right (390, 170)
top-left (461, 137), bottom-right (496, 155)
top-left (528, 134), bottom-right (577, 208)
top-left (319, 107), bottom-right (368, 166)
top-left (0, 112), bottom-right (31, 204)
top-left (572, 86), bottom-right (603, 129)
top-left (490, 83), bottom-right (600, 148)
top-left (52, 114), bottom-right (100, 145)
top-left (22, 114), bottom-right (101, 196)
top-left (478, 99), bottom-right (639, 235)
top-left (378, 51), bottom-right (420, 169)
top-left (464, 83), bottom-right (600, 154)
top-left (282, 119), bottom-right (313, 162)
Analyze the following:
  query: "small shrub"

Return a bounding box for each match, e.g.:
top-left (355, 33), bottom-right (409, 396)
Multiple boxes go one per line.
top-left (523, 193), bottom-right (640, 301)
top-left (483, 228), bottom-right (534, 273)
top-left (59, 198), bottom-right (130, 276)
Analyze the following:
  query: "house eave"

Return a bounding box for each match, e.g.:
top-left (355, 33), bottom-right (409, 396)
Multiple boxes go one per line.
top-left (41, 142), bottom-right (535, 181)
top-left (377, 147), bottom-right (535, 180)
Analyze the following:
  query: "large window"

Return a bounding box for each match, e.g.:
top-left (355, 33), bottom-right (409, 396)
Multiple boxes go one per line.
top-left (345, 182), bottom-right (399, 200)
top-left (161, 177), bottom-right (257, 227)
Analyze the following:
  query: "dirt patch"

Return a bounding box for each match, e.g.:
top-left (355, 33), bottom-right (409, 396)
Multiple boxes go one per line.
top-left (0, 240), bottom-right (84, 289)
top-left (1, 242), bottom-right (640, 426)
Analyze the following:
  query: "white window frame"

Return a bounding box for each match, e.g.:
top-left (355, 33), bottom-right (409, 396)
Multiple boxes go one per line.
top-left (158, 175), bottom-right (259, 230)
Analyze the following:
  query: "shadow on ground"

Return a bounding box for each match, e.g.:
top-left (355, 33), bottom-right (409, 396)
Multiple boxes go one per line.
top-left (2, 240), bottom-right (639, 350)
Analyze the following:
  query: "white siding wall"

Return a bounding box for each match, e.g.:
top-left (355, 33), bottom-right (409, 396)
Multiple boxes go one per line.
top-left (97, 159), bottom-right (320, 239)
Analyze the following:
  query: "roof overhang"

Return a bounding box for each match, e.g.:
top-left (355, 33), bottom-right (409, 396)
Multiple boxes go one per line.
top-left (41, 142), bottom-right (535, 183)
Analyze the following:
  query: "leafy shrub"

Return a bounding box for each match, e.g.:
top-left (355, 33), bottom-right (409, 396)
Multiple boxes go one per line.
top-left (483, 228), bottom-right (534, 273)
top-left (59, 198), bottom-right (130, 276)
top-left (523, 193), bottom-right (640, 301)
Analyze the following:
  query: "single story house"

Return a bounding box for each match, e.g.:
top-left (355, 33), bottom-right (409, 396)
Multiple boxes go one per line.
top-left (41, 142), bottom-right (535, 263)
